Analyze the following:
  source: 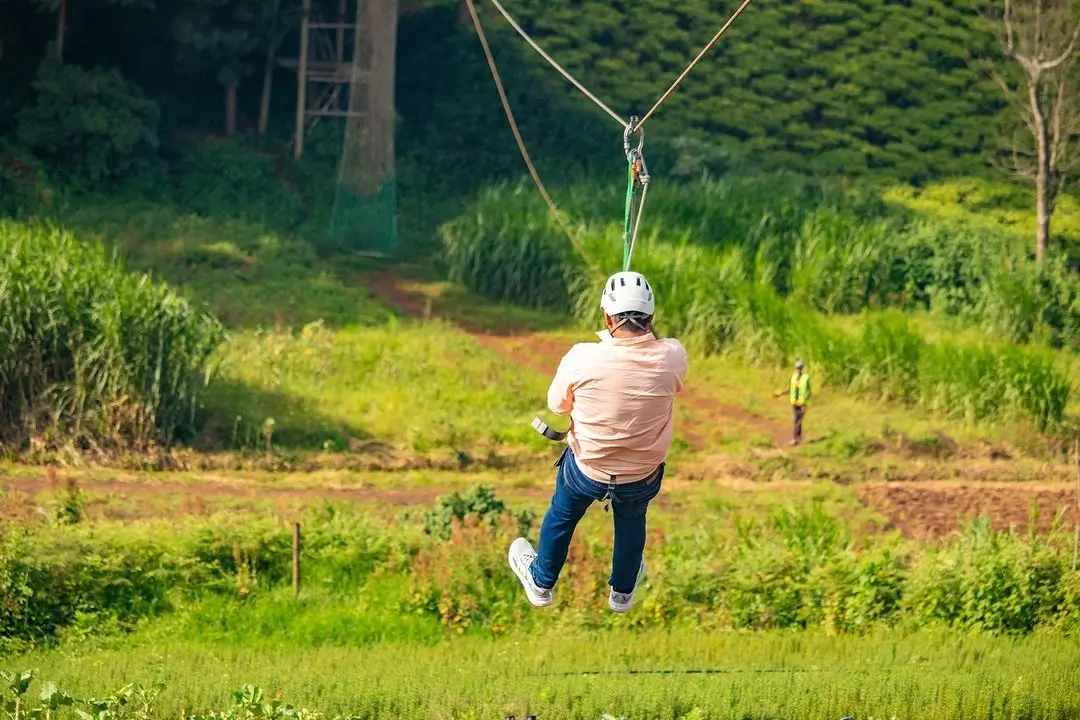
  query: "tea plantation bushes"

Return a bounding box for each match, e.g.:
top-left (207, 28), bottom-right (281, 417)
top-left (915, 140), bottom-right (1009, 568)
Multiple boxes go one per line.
top-left (395, 0), bottom-right (1004, 185)
top-left (0, 220), bottom-right (223, 451)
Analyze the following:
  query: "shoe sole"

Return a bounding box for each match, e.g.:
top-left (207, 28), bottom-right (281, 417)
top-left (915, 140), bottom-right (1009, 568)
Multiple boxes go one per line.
top-left (508, 540), bottom-right (552, 608)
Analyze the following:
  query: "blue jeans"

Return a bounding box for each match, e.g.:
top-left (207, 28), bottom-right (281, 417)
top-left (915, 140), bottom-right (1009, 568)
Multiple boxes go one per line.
top-left (530, 447), bottom-right (664, 594)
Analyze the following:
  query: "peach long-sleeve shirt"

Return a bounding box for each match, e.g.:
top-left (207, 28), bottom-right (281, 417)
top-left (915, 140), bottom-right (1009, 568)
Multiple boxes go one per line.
top-left (547, 332), bottom-right (688, 484)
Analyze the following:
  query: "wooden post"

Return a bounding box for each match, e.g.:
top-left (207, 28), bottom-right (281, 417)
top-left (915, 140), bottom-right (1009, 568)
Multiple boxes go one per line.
top-left (55, 0), bottom-right (67, 60)
top-left (225, 84), bottom-right (238, 137)
top-left (334, 0), bottom-right (347, 110)
top-left (294, 0), bottom-right (312, 159)
top-left (258, 0), bottom-right (282, 138)
top-left (292, 522), bottom-right (301, 597)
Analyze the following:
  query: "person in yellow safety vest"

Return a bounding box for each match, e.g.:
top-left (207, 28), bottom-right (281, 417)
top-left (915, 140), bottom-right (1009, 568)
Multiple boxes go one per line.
top-left (773, 359), bottom-right (810, 446)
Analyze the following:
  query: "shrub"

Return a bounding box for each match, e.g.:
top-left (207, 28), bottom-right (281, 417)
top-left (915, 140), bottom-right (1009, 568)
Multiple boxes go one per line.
top-left (16, 60), bottom-right (160, 184)
top-left (0, 220), bottom-right (224, 452)
top-left (902, 516), bottom-right (1077, 633)
top-left (422, 484), bottom-right (536, 543)
top-left (0, 509), bottom-right (396, 650)
top-left (402, 502), bottom-right (1080, 636)
top-left (172, 136), bottom-right (304, 231)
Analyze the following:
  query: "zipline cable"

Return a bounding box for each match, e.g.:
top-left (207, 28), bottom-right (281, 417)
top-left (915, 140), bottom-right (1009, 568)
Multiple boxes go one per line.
top-left (634, 0), bottom-right (755, 131)
top-left (464, 0), bottom-right (604, 280)
top-left (468, 0), bottom-right (757, 277)
top-left (483, 0), bottom-right (627, 128)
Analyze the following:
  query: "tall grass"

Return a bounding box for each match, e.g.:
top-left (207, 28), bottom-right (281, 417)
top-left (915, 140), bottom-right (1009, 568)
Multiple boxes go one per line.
top-left (441, 178), bottom-right (1075, 430)
top-left (0, 220), bottom-right (223, 452)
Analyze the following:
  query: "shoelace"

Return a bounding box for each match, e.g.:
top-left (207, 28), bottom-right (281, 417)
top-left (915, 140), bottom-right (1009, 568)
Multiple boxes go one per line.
top-left (519, 551), bottom-right (550, 594)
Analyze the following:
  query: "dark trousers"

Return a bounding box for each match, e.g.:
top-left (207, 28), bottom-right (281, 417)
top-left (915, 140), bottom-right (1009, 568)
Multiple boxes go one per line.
top-left (531, 447), bottom-right (664, 593)
top-left (793, 405), bottom-right (805, 443)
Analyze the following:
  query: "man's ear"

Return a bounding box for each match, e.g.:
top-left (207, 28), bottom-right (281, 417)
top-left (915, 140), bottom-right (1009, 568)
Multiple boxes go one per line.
top-left (603, 313), bottom-right (614, 329)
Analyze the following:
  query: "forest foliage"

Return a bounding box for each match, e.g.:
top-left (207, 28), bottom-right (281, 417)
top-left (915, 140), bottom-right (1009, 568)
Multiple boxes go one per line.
top-left (0, 0), bottom-right (1024, 192)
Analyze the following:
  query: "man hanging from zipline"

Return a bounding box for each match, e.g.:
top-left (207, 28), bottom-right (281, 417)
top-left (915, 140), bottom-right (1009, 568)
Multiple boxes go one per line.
top-left (508, 270), bottom-right (688, 612)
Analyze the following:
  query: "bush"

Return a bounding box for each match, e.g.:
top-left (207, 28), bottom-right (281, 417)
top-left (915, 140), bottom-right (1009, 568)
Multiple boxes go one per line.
top-left (16, 60), bottom-right (160, 184)
top-left (0, 508), bottom-right (395, 650)
top-left (402, 502), bottom-right (1080, 636)
top-left (172, 136), bottom-right (304, 231)
top-left (394, 0), bottom-right (1004, 184)
top-left (0, 220), bottom-right (224, 452)
top-left (902, 516), bottom-right (1077, 633)
top-left (422, 484), bottom-right (535, 542)
top-left (2, 499), bottom-right (1078, 649)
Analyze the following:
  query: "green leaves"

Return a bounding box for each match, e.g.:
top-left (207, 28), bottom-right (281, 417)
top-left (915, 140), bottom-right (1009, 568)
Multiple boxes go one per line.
top-left (15, 60), bottom-right (160, 184)
top-left (1, 671), bottom-right (34, 698)
top-left (171, 0), bottom-right (289, 86)
top-left (0, 674), bottom-right (161, 720)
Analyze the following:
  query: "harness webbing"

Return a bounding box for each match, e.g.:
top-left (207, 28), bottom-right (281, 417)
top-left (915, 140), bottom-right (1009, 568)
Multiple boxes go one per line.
top-left (622, 118), bottom-right (650, 272)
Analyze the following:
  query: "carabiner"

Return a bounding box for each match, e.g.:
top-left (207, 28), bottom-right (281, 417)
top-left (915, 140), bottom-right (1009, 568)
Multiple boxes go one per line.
top-left (623, 116), bottom-right (645, 159)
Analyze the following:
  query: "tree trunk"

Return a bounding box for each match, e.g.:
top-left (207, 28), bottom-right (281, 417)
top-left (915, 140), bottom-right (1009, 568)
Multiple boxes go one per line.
top-left (1029, 77), bottom-right (1050, 261)
top-left (344, 0), bottom-right (397, 197)
top-left (55, 0), bottom-right (67, 61)
top-left (225, 83), bottom-right (238, 137)
top-left (258, 46), bottom-right (275, 136)
top-left (1036, 160), bottom-right (1051, 261)
top-left (456, 0), bottom-right (469, 27)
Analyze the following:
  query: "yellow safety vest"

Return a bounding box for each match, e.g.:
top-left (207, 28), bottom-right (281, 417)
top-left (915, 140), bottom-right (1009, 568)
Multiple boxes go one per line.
top-left (789, 372), bottom-right (810, 407)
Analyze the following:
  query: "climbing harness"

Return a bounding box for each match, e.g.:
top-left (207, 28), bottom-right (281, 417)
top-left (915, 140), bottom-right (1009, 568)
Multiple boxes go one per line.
top-left (466, 0), bottom-right (756, 443)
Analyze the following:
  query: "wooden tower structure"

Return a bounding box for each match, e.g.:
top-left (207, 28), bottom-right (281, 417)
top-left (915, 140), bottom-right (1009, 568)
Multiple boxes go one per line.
top-left (282, 0), bottom-right (397, 162)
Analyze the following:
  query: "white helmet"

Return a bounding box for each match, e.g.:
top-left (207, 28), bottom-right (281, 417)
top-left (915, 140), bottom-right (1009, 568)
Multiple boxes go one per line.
top-left (600, 271), bottom-right (655, 317)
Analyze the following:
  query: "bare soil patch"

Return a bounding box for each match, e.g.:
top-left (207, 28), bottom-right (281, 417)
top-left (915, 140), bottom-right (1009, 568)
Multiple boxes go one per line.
top-left (856, 480), bottom-right (1079, 540)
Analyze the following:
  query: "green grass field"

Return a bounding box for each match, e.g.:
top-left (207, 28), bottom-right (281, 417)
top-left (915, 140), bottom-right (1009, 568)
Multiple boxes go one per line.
top-left (8, 629), bottom-right (1080, 720)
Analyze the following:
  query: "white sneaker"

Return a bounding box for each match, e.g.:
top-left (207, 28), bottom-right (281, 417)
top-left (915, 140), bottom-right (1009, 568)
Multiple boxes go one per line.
top-left (508, 538), bottom-right (553, 607)
top-left (608, 558), bottom-right (646, 612)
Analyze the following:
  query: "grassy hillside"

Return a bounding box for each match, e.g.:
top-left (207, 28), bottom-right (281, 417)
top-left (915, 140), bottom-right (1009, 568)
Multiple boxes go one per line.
top-left (4, 177), bottom-right (1073, 472)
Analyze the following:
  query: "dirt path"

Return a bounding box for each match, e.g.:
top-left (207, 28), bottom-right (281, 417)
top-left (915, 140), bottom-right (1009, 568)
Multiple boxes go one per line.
top-left (361, 271), bottom-right (792, 450)
top-left (0, 473), bottom-right (552, 522)
top-left (856, 480), bottom-right (1080, 540)
top-left (0, 472), bottom-right (704, 522)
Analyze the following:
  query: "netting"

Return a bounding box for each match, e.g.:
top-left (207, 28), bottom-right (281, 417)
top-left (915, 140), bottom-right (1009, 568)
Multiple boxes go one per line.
top-left (329, 0), bottom-right (398, 256)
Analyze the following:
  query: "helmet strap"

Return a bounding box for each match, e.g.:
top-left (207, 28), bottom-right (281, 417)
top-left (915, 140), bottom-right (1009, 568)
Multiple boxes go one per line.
top-left (610, 314), bottom-right (653, 336)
